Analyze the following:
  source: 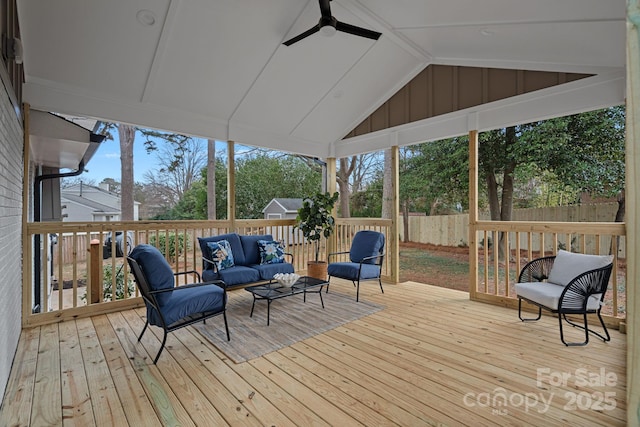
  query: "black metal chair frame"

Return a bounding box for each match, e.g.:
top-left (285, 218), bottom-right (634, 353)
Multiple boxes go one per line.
top-left (127, 256), bottom-right (230, 364)
top-left (327, 251), bottom-right (385, 302)
top-left (516, 255), bottom-right (613, 346)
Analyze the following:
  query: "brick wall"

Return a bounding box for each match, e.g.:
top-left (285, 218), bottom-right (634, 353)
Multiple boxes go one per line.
top-left (0, 79), bottom-right (24, 400)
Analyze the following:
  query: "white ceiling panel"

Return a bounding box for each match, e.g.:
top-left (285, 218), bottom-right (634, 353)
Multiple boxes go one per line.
top-left (17, 0), bottom-right (627, 158)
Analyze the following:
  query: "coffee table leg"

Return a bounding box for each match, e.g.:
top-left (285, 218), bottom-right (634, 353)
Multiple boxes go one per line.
top-left (250, 296), bottom-right (256, 317)
top-left (319, 288), bottom-right (325, 309)
top-left (267, 300), bottom-right (271, 326)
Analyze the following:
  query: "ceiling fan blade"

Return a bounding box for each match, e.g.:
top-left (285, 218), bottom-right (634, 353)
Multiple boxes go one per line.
top-left (336, 21), bottom-right (382, 41)
top-left (283, 25), bottom-right (320, 46)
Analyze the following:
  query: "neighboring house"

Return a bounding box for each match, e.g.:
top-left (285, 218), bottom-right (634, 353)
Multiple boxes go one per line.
top-left (262, 198), bottom-right (304, 245)
top-left (61, 182), bottom-right (140, 221)
top-left (262, 198), bottom-right (303, 220)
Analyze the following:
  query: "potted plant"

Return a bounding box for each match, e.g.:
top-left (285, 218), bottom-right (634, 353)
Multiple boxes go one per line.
top-left (295, 191), bottom-right (339, 279)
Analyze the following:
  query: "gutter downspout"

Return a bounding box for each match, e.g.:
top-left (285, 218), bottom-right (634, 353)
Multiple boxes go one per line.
top-left (32, 162), bottom-right (85, 313)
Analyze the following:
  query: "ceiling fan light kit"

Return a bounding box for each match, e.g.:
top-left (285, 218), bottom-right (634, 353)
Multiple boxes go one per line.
top-left (283, 0), bottom-right (381, 46)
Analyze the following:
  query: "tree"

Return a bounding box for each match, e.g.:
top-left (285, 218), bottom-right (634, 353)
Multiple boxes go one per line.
top-left (157, 152), bottom-right (320, 220)
top-left (61, 177), bottom-right (97, 188)
top-left (143, 137), bottom-right (207, 206)
top-left (207, 139), bottom-right (217, 219)
top-left (118, 124), bottom-right (135, 221)
top-left (234, 154), bottom-right (320, 218)
top-left (396, 107), bottom-right (624, 256)
top-left (337, 156), bottom-right (356, 217)
top-left (381, 149), bottom-right (393, 219)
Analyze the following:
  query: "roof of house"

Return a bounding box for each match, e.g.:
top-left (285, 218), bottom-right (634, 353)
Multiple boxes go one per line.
top-left (61, 183), bottom-right (140, 214)
top-left (62, 193), bottom-right (120, 214)
top-left (262, 198), bottom-right (304, 214)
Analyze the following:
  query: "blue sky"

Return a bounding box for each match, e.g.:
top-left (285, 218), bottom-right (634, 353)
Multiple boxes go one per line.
top-left (83, 135), bottom-right (150, 183)
top-left (82, 133), bottom-right (221, 184)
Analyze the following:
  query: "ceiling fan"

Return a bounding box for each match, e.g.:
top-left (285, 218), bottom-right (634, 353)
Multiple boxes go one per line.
top-left (283, 0), bottom-right (382, 46)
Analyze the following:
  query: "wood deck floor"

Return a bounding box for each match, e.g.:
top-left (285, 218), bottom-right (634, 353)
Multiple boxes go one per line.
top-left (0, 280), bottom-right (627, 426)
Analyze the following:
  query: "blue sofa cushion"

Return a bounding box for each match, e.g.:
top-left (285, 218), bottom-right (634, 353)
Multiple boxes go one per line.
top-left (350, 231), bottom-right (385, 264)
top-left (240, 234), bottom-right (273, 266)
top-left (206, 240), bottom-right (235, 270)
top-left (202, 265), bottom-right (260, 286)
top-left (251, 262), bottom-right (295, 281)
top-left (328, 262), bottom-right (381, 280)
top-left (148, 284), bottom-right (226, 327)
top-left (198, 233), bottom-right (245, 267)
top-left (130, 244), bottom-right (174, 306)
top-left (257, 240), bottom-right (285, 264)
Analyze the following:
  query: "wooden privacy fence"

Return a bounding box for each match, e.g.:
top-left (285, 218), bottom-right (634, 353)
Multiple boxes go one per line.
top-left (401, 202), bottom-right (625, 256)
top-left (23, 218), bottom-right (392, 328)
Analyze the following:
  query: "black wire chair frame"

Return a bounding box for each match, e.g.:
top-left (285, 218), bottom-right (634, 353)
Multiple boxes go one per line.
top-left (517, 255), bottom-right (613, 346)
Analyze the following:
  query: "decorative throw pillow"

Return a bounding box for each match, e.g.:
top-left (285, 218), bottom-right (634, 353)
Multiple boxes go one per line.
top-left (206, 240), bottom-right (235, 271)
top-left (257, 240), bottom-right (285, 264)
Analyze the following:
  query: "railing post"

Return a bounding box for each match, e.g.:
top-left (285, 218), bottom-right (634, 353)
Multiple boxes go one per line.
top-left (89, 239), bottom-right (101, 303)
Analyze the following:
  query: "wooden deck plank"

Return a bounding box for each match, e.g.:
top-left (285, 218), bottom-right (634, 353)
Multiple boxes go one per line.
top-left (58, 320), bottom-right (95, 426)
top-left (263, 351), bottom-right (399, 426)
top-left (249, 357), bottom-right (366, 427)
top-left (310, 332), bottom-right (503, 426)
top-left (290, 338), bottom-right (461, 426)
top-left (75, 317), bottom-right (129, 427)
top-left (30, 323), bottom-right (62, 426)
top-left (112, 310), bottom-right (231, 427)
top-left (0, 327), bottom-right (40, 426)
top-left (91, 315), bottom-right (167, 426)
top-left (355, 314), bottom-right (625, 424)
top-left (164, 321), bottom-right (301, 427)
top-left (279, 344), bottom-right (430, 426)
top-left (0, 280), bottom-right (627, 427)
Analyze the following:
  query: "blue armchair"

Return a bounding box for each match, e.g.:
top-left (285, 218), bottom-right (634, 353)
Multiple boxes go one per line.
top-left (327, 230), bottom-right (385, 302)
top-left (128, 244), bottom-right (230, 364)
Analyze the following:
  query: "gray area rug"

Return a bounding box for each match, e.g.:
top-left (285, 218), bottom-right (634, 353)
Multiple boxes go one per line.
top-left (192, 288), bottom-right (384, 363)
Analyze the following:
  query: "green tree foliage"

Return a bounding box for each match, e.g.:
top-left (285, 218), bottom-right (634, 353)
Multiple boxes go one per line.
top-left (234, 154), bottom-right (321, 219)
top-left (157, 153), bottom-right (320, 220)
top-left (402, 138), bottom-right (471, 215)
top-left (155, 160), bottom-right (227, 220)
top-left (390, 107), bottom-right (624, 220)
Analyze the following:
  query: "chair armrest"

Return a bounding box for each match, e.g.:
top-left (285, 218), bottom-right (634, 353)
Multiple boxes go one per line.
top-left (328, 251), bottom-right (350, 262)
top-left (202, 256), bottom-right (221, 274)
top-left (358, 252), bottom-right (385, 266)
top-left (517, 256), bottom-right (556, 283)
top-left (174, 269), bottom-right (201, 282)
top-left (284, 252), bottom-right (294, 264)
top-left (150, 279), bottom-right (228, 295)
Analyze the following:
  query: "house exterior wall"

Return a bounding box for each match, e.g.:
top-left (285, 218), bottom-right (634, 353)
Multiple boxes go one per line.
top-left (62, 200), bottom-right (97, 222)
top-left (0, 78), bottom-right (24, 400)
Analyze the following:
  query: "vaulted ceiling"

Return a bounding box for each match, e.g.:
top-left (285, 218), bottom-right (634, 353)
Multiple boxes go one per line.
top-left (17, 1), bottom-right (627, 159)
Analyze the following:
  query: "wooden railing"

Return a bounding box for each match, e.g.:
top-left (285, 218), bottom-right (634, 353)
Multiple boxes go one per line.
top-left (470, 220), bottom-right (627, 327)
top-left (23, 218), bottom-right (393, 328)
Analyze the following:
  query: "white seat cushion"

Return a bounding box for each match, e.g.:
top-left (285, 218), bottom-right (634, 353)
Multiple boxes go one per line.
top-left (547, 250), bottom-right (613, 287)
top-left (515, 282), bottom-right (602, 311)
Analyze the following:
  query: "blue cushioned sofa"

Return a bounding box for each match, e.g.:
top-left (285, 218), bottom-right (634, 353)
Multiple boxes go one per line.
top-left (197, 233), bottom-right (295, 288)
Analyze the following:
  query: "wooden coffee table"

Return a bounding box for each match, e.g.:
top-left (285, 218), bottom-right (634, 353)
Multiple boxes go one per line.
top-left (245, 276), bottom-right (328, 325)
